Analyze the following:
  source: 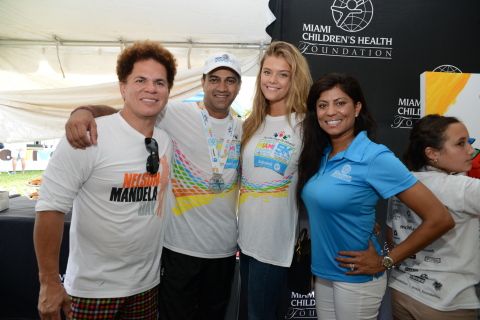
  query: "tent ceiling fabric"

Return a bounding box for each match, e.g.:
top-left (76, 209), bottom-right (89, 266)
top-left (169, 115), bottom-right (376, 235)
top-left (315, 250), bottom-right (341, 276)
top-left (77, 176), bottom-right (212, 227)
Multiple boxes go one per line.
top-left (0, 0), bottom-right (272, 44)
top-left (0, 0), bottom-right (274, 142)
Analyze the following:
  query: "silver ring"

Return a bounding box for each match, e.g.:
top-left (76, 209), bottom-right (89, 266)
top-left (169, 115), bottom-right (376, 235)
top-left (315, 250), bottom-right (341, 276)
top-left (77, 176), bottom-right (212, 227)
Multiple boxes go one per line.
top-left (350, 263), bottom-right (355, 271)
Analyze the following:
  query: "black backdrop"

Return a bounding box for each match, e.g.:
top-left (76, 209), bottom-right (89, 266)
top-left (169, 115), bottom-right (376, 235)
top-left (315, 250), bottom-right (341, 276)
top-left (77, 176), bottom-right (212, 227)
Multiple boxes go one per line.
top-left (266, 0), bottom-right (480, 258)
top-left (264, 1), bottom-right (480, 319)
top-left (267, 0), bottom-right (480, 157)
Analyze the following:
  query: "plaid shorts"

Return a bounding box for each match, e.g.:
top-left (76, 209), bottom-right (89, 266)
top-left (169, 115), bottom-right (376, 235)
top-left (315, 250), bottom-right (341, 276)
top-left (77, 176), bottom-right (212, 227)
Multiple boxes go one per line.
top-left (70, 286), bottom-right (158, 319)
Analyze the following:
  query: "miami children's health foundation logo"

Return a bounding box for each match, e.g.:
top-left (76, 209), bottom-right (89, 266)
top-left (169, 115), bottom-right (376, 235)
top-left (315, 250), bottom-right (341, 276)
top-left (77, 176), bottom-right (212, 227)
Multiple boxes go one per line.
top-left (433, 65), bottom-right (462, 73)
top-left (391, 98), bottom-right (420, 129)
top-left (285, 292), bottom-right (317, 319)
top-left (332, 0), bottom-right (373, 32)
top-left (299, 0), bottom-right (392, 59)
top-left (391, 64), bottom-right (463, 129)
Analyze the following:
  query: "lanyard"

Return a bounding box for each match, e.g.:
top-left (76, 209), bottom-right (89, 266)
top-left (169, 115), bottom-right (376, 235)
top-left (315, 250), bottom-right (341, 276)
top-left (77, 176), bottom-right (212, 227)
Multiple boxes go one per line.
top-left (198, 102), bottom-right (235, 175)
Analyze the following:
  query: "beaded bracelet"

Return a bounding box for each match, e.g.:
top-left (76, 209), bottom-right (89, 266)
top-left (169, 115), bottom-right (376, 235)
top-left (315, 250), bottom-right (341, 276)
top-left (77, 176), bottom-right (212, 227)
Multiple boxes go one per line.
top-left (70, 106), bottom-right (94, 116)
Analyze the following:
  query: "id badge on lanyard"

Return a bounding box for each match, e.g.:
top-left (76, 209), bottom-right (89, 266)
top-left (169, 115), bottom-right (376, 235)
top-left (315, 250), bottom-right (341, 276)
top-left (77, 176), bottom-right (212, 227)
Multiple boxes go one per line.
top-left (198, 103), bottom-right (234, 193)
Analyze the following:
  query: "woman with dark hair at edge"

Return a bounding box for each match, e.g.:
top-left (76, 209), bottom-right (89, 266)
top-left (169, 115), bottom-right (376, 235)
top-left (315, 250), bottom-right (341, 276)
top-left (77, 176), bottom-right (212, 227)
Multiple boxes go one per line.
top-left (387, 114), bottom-right (480, 320)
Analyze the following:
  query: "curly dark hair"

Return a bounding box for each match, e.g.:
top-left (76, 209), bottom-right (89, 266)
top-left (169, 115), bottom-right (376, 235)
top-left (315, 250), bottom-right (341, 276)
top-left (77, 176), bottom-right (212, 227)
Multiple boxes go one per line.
top-left (404, 114), bottom-right (460, 171)
top-left (116, 40), bottom-right (177, 89)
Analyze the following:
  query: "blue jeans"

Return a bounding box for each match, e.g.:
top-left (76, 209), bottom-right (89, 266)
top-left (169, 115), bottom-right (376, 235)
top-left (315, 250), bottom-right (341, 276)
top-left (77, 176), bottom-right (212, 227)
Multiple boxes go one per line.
top-left (239, 252), bottom-right (289, 320)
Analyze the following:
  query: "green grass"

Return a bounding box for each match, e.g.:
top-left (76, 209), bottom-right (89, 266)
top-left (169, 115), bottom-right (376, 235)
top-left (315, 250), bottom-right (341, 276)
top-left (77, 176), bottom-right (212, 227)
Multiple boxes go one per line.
top-left (0, 170), bottom-right (44, 196)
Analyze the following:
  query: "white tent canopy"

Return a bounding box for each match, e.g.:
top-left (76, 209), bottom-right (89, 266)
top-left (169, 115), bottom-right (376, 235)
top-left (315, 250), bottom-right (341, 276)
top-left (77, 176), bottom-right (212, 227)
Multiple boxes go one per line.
top-left (0, 0), bottom-right (274, 142)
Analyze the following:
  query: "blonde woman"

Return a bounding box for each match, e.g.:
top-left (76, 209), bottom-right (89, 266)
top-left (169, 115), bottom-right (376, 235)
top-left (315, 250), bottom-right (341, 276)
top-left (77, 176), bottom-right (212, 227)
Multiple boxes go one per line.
top-left (237, 41), bottom-right (312, 320)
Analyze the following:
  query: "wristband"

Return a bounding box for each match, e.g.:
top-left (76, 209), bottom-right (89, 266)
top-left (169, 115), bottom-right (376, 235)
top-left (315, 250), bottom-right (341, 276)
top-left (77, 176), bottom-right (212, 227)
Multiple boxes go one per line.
top-left (71, 106), bottom-right (94, 116)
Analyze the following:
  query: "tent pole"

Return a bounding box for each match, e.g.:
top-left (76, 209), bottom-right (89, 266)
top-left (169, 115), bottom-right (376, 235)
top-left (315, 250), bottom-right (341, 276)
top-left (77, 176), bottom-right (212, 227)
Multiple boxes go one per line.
top-left (0, 39), bottom-right (269, 49)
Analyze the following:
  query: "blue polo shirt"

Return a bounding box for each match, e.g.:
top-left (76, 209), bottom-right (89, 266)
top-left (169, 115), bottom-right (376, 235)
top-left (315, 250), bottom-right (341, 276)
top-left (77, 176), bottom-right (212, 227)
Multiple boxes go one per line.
top-left (301, 131), bottom-right (417, 283)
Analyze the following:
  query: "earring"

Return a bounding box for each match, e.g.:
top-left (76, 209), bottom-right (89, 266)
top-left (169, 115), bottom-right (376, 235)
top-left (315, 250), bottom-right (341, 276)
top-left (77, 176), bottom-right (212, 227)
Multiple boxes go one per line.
top-left (433, 159), bottom-right (438, 164)
top-left (355, 114), bottom-right (358, 118)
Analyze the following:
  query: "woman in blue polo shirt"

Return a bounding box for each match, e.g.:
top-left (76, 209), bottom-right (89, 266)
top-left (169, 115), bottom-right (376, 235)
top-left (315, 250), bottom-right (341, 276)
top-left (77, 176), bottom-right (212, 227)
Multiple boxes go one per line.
top-left (296, 73), bottom-right (454, 320)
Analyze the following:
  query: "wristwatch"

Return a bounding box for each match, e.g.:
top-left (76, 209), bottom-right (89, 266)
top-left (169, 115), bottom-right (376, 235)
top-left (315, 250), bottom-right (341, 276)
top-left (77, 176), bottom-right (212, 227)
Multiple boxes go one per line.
top-left (382, 256), bottom-right (394, 269)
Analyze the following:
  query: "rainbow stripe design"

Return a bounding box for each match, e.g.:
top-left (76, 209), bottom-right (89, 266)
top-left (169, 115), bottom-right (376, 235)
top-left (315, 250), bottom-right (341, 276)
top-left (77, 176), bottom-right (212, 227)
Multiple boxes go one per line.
top-left (170, 142), bottom-right (239, 216)
top-left (239, 173), bottom-right (293, 205)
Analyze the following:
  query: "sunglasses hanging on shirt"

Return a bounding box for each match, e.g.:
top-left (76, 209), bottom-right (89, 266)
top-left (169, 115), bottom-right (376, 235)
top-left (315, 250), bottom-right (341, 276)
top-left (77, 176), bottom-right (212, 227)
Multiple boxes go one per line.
top-left (145, 138), bottom-right (159, 174)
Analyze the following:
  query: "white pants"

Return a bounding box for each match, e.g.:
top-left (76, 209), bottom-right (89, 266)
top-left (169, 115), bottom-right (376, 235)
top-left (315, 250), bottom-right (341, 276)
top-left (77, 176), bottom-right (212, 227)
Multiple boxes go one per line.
top-left (314, 273), bottom-right (387, 320)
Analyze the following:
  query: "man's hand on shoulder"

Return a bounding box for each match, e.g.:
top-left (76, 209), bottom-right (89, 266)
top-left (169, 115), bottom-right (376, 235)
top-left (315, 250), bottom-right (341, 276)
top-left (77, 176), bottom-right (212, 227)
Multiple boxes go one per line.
top-left (65, 105), bottom-right (118, 149)
top-left (65, 108), bottom-right (97, 149)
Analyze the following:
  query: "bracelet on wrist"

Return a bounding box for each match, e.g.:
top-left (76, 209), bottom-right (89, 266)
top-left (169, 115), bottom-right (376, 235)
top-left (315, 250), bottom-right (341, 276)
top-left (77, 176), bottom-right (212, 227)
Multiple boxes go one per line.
top-left (71, 106), bottom-right (94, 116)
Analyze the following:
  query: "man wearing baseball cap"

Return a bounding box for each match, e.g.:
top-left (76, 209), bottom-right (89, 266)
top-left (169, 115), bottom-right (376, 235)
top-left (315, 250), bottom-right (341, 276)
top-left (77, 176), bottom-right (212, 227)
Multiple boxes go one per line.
top-left (65, 51), bottom-right (243, 320)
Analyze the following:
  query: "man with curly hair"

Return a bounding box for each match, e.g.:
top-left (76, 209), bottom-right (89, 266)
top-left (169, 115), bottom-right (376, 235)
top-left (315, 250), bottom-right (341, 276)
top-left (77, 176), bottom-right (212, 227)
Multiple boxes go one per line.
top-left (34, 40), bottom-right (176, 319)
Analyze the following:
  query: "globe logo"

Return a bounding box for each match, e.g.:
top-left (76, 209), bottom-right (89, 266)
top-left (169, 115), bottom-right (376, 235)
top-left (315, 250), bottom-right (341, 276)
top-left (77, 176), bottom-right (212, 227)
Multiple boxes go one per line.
top-left (341, 164), bottom-right (351, 174)
top-left (331, 0), bottom-right (374, 32)
top-left (433, 65), bottom-right (462, 73)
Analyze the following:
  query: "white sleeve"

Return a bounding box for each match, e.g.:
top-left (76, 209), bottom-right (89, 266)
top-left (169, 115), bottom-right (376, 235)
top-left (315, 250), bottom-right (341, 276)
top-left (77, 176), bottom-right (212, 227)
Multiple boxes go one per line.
top-left (36, 136), bottom-right (94, 214)
top-left (385, 196), bottom-right (396, 228)
top-left (462, 176), bottom-right (480, 216)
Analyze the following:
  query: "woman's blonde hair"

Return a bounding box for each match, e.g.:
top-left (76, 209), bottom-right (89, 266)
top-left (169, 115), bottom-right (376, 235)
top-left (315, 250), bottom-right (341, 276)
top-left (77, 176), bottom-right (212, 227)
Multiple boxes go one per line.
top-left (241, 41), bottom-right (312, 152)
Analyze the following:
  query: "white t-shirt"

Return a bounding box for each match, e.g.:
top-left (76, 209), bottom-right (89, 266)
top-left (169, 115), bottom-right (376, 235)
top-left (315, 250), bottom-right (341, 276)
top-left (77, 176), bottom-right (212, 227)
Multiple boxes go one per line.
top-left (387, 167), bottom-right (480, 311)
top-left (238, 114), bottom-right (302, 267)
top-left (156, 102), bottom-right (242, 258)
top-left (36, 113), bottom-right (173, 298)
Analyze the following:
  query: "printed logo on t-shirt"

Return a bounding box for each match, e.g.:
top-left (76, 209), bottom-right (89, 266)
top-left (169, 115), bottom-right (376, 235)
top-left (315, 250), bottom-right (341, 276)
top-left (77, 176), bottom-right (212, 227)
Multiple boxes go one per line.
top-left (108, 155), bottom-right (170, 217)
top-left (273, 131), bottom-right (290, 140)
top-left (433, 281), bottom-right (443, 291)
top-left (253, 132), bottom-right (295, 175)
top-left (331, 164), bottom-right (352, 182)
top-left (404, 267), bottom-right (418, 273)
top-left (410, 273), bottom-right (428, 284)
top-left (169, 141), bottom-right (240, 215)
top-left (225, 136), bottom-right (241, 169)
top-left (424, 256), bottom-right (441, 264)
top-left (239, 172), bottom-right (294, 204)
top-left (341, 164), bottom-right (351, 174)
top-left (392, 209), bottom-right (401, 220)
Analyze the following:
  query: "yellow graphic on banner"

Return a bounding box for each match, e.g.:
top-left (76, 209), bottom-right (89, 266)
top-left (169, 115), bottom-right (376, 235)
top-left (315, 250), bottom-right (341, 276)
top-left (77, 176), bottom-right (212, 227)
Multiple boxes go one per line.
top-left (426, 72), bottom-right (470, 115)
